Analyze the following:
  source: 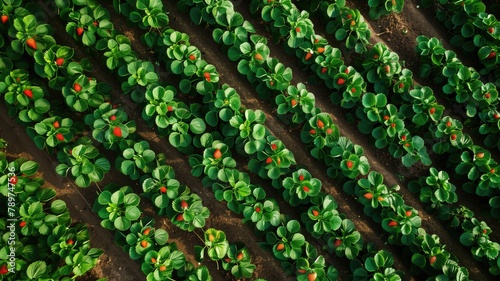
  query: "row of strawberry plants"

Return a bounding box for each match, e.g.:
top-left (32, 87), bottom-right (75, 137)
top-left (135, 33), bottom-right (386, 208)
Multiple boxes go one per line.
top-left (258, 0), bottom-right (500, 275)
top-left (0, 147), bottom-right (103, 280)
top-left (51, 0), bottom-right (337, 279)
top-left (178, 0), bottom-right (477, 279)
top-left (419, 0), bottom-right (500, 84)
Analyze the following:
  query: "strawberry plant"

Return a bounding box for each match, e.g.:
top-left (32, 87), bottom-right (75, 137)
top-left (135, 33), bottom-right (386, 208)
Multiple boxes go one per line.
top-left (142, 164), bottom-right (185, 213)
top-left (62, 3), bottom-right (114, 47)
top-left (197, 228), bottom-right (229, 261)
top-left (362, 43), bottom-right (402, 92)
top-left (282, 168), bottom-right (322, 206)
top-left (33, 45), bottom-right (74, 89)
top-left (408, 168), bottom-right (459, 209)
top-left (143, 85), bottom-right (181, 129)
top-left (197, 141), bottom-right (236, 181)
top-left (116, 140), bottom-right (157, 180)
top-left (122, 218), bottom-right (169, 260)
top-left (276, 83), bottom-right (317, 124)
top-left (250, 136), bottom-right (297, 180)
top-left (204, 84), bottom-right (241, 127)
top-left (330, 137), bottom-right (370, 179)
top-left (62, 74), bottom-right (108, 112)
top-left (351, 250), bottom-right (403, 281)
top-left (96, 34), bottom-right (135, 70)
top-left (325, 218), bottom-right (363, 260)
top-left (118, 60), bottom-right (158, 102)
top-left (7, 14), bottom-right (55, 55)
top-left (267, 219), bottom-right (306, 261)
top-left (229, 109), bottom-right (267, 154)
top-left (27, 116), bottom-right (75, 150)
top-left (142, 244), bottom-right (187, 281)
top-left (55, 137), bottom-right (111, 187)
top-left (170, 194), bottom-right (210, 231)
top-left (302, 194), bottom-right (342, 239)
top-left (242, 191), bottom-right (280, 231)
top-left (93, 184), bottom-right (141, 231)
top-left (222, 243), bottom-right (256, 278)
top-left (210, 169), bottom-right (252, 214)
top-left (300, 113), bottom-right (340, 160)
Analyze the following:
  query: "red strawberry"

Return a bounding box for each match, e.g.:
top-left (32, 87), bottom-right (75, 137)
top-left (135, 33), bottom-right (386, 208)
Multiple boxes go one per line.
top-left (490, 168), bottom-right (495, 174)
top-left (373, 54), bottom-right (379, 59)
top-left (383, 65), bottom-right (390, 73)
top-left (485, 92), bottom-right (491, 99)
top-left (67, 239), bottom-right (74, 245)
top-left (344, 68), bottom-right (349, 74)
top-left (214, 149), bottom-right (222, 159)
top-left (334, 239), bottom-right (342, 247)
top-left (176, 214), bottom-right (184, 221)
top-left (1, 15), bottom-right (8, 24)
top-left (140, 240), bottom-right (148, 248)
top-left (429, 107), bottom-right (436, 114)
top-left (276, 243), bottom-right (285, 251)
top-left (309, 129), bottom-right (316, 135)
top-left (76, 27), bottom-right (84, 36)
top-left (109, 115), bottom-right (116, 121)
top-left (265, 157), bottom-right (272, 164)
top-left (189, 54), bottom-right (196, 60)
top-left (255, 206), bottom-right (261, 213)
top-left (271, 143), bottom-right (277, 150)
top-left (483, 229), bottom-right (487, 234)
top-left (446, 121), bottom-right (452, 127)
top-left (159, 186), bottom-right (167, 193)
top-left (143, 228), bottom-right (151, 235)
top-left (346, 160), bottom-right (354, 169)
top-left (23, 89), bottom-right (33, 98)
top-left (488, 27), bottom-right (494, 34)
top-left (113, 126), bottom-right (122, 137)
top-left (476, 152), bottom-right (484, 159)
top-left (308, 272), bottom-right (317, 281)
top-left (290, 99), bottom-right (297, 107)
top-left (351, 87), bottom-right (356, 93)
top-left (383, 115), bottom-right (390, 121)
top-left (378, 196), bottom-right (384, 201)
top-left (9, 176), bottom-right (18, 184)
top-left (311, 209), bottom-right (320, 216)
top-left (224, 257), bottom-right (231, 263)
top-left (391, 123), bottom-right (396, 128)
top-left (314, 39), bottom-right (319, 43)
top-left (429, 256), bottom-right (436, 265)
top-left (269, 81), bottom-right (274, 86)
top-left (180, 200), bottom-right (189, 209)
top-left (487, 51), bottom-right (496, 59)
top-left (401, 135), bottom-right (407, 141)
top-left (388, 220), bottom-right (398, 227)
top-left (167, 105), bottom-right (173, 111)
top-left (26, 38), bottom-right (37, 50)
top-left (254, 53), bottom-right (263, 61)
top-left (326, 128), bottom-right (333, 135)
top-left (295, 27), bottom-right (301, 33)
top-left (56, 133), bottom-right (64, 141)
top-left (398, 82), bottom-right (404, 89)
top-left (55, 58), bottom-right (64, 66)
top-left (19, 221), bottom-right (26, 227)
top-left (317, 119), bottom-right (324, 128)
top-left (159, 265), bottom-right (167, 272)
top-left (93, 21), bottom-right (98, 26)
top-left (236, 252), bottom-right (243, 261)
top-left (305, 52), bottom-right (312, 60)
top-left (363, 193), bottom-right (373, 199)
top-left (405, 210), bottom-right (412, 217)
top-left (0, 264), bottom-right (7, 275)
top-left (303, 185), bottom-right (310, 192)
top-left (298, 269), bottom-right (306, 274)
top-left (203, 72), bottom-right (211, 82)
top-left (298, 174), bottom-right (305, 181)
top-left (450, 134), bottom-right (457, 141)
top-left (405, 143), bottom-right (411, 147)
top-left (73, 83), bottom-right (82, 92)
top-left (347, 14), bottom-right (352, 19)
top-left (494, 113), bottom-right (500, 119)
top-left (151, 257), bottom-right (157, 263)
top-left (337, 78), bottom-right (345, 85)
top-left (321, 67), bottom-right (327, 73)
top-left (52, 121), bottom-right (60, 129)
top-left (317, 47), bottom-right (325, 53)
top-left (350, 20), bottom-right (356, 26)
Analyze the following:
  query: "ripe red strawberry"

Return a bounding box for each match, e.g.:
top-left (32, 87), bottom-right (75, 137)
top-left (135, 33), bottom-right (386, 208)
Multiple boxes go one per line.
top-left (276, 243), bottom-right (285, 251)
top-left (180, 200), bottom-right (189, 209)
top-left (55, 57), bottom-right (64, 66)
top-left (488, 27), bottom-right (494, 34)
top-left (303, 185), bottom-right (310, 192)
top-left (373, 54), bottom-right (379, 59)
top-left (1, 15), bottom-right (8, 24)
top-left (53, 120), bottom-right (60, 128)
top-left (67, 239), bottom-right (74, 245)
top-left (337, 78), bottom-right (345, 85)
top-left (224, 257), bottom-right (231, 263)
top-left (297, 269), bottom-right (306, 274)
top-left (298, 174), bottom-right (305, 182)
top-left (269, 81), bottom-right (274, 86)
top-left (321, 67), bottom-right (327, 73)
top-left (346, 160), bottom-right (354, 169)
top-left (20, 221), bottom-right (26, 227)
top-left (429, 256), bottom-right (436, 265)
top-left (236, 252), bottom-right (243, 261)
top-left (476, 152), bottom-right (484, 159)
top-left (383, 115), bottom-right (390, 121)
top-left (0, 264), bottom-right (8, 275)
top-left (159, 186), bottom-right (167, 193)
top-left (265, 157), bottom-right (272, 164)
top-left (309, 129), bottom-right (316, 135)
top-left (405, 210), bottom-right (412, 217)
top-left (351, 88), bottom-right (356, 93)
top-left (176, 213), bottom-right (184, 221)
top-left (159, 265), bottom-right (167, 272)
top-left (334, 239), bottom-right (342, 247)
top-left (350, 20), bottom-right (356, 26)
top-left (56, 133), bottom-right (64, 141)
top-left (390, 123), bottom-right (396, 128)
top-left (347, 14), bottom-right (352, 19)
top-left (93, 21), bottom-right (98, 26)
top-left (214, 149), bottom-right (222, 159)
top-left (490, 168), bottom-right (495, 174)
top-left (255, 206), bottom-right (261, 213)
top-left (446, 121), bottom-right (452, 127)
top-left (398, 82), bottom-right (404, 89)
top-left (109, 115), bottom-right (116, 121)
top-left (140, 240), bottom-right (148, 248)
top-left (23, 89), bottom-right (33, 98)
top-left (188, 54), bottom-right (196, 61)
top-left (401, 135), bottom-right (407, 141)
top-left (167, 105), bottom-right (173, 111)
top-left (383, 65), bottom-right (390, 73)
top-left (485, 92), bottom-right (491, 99)
top-left (344, 68), bottom-right (349, 74)
top-left (429, 107), bottom-right (436, 114)
top-left (388, 220), bottom-right (398, 227)
top-left (26, 38), bottom-right (37, 50)
top-left (312, 209), bottom-right (320, 216)
top-left (405, 143), bottom-right (411, 147)
top-left (305, 52), bottom-right (312, 60)
top-left (254, 53), bottom-right (263, 61)
top-left (363, 193), bottom-right (373, 199)
top-left (308, 272), bottom-right (317, 281)
top-left (203, 72), bottom-right (211, 82)
top-left (450, 134), bottom-right (457, 141)
top-left (73, 83), bottom-right (82, 92)
top-left (143, 228), bottom-right (151, 235)
top-left (483, 229), bottom-right (487, 234)
top-left (326, 128), bottom-right (333, 135)
top-left (290, 99), bottom-right (297, 107)
top-left (378, 196), bottom-right (384, 201)
top-left (9, 176), bottom-right (18, 184)
top-left (494, 113), bottom-right (500, 119)
top-left (113, 126), bottom-right (122, 137)
top-left (76, 27), bottom-right (84, 36)
top-left (295, 27), bottom-right (301, 33)
top-left (317, 47), bottom-right (325, 53)
top-left (271, 143), bottom-right (277, 150)
top-left (317, 119), bottom-right (324, 128)
top-left (151, 257), bottom-right (157, 263)
top-left (487, 51), bottom-right (496, 59)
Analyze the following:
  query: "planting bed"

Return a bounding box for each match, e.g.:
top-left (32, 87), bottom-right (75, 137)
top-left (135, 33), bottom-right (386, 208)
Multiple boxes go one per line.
top-left (1, 0), bottom-right (500, 280)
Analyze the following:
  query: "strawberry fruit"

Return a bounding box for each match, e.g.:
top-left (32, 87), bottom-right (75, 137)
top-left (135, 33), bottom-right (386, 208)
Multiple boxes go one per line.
top-left (265, 157), bottom-right (272, 164)
top-left (334, 239), bottom-right (342, 247)
top-left (276, 243), bottom-right (285, 251)
top-left (55, 58), bottom-right (65, 66)
top-left (429, 107), bottom-right (436, 114)
top-left (429, 256), bottom-right (436, 265)
top-left (203, 72), bottom-right (211, 82)
top-left (299, 174), bottom-right (305, 181)
top-left (321, 67), bottom-right (327, 73)
top-left (363, 193), bottom-right (373, 199)
top-left (405, 210), bottom-right (412, 217)
top-left (487, 51), bottom-right (496, 59)
top-left (140, 240), bottom-right (148, 248)
top-left (9, 176), bottom-right (18, 184)
top-left (254, 53), bottom-right (263, 61)
top-left (271, 143), bottom-right (277, 150)
top-left (346, 160), bottom-right (354, 169)
top-left (20, 221), bottom-right (26, 227)
top-left (317, 119), bottom-right (324, 128)
top-left (76, 27), bottom-right (84, 36)
top-left (159, 186), bottom-right (167, 193)
top-left (26, 38), bottom-right (37, 50)
top-left (113, 127), bottom-right (122, 137)
top-left (176, 214), bottom-right (184, 221)
top-left (308, 272), bottom-right (317, 281)
top-left (337, 78), bottom-right (345, 85)
top-left (303, 185), bottom-right (310, 192)
top-left (23, 89), bottom-right (33, 98)
top-left (326, 128), bottom-right (333, 135)
top-left (476, 152), bottom-right (484, 159)
top-left (311, 209), bottom-right (320, 216)
top-left (143, 228), bottom-right (151, 235)
top-left (295, 27), bottom-right (301, 33)
top-left (305, 52), bottom-right (312, 60)
top-left (109, 115), bottom-right (116, 121)
top-left (388, 220), bottom-right (398, 227)
top-left (73, 83), bottom-right (82, 92)
top-left (180, 200), bottom-right (189, 209)
top-left (67, 239), bottom-right (74, 245)
top-left (290, 99), bottom-right (297, 107)
top-left (159, 265), bottom-right (167, 272)
top-left (189, 54), bottom-right (196, 60)
top-left (255, 206), bottom-right (261, 213)
top-left (317, 47), bottom-right (325, 53)
top-left (309, 129), bottom-right (316, 135)
top-left (236, 252), bottom-right (243, 261)
top-left (56, 133), bottom-right (64, 141)
top-left (213, 148), bottom-right (222, 159)
top-left (1, 15), bottom-right (8, 24)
